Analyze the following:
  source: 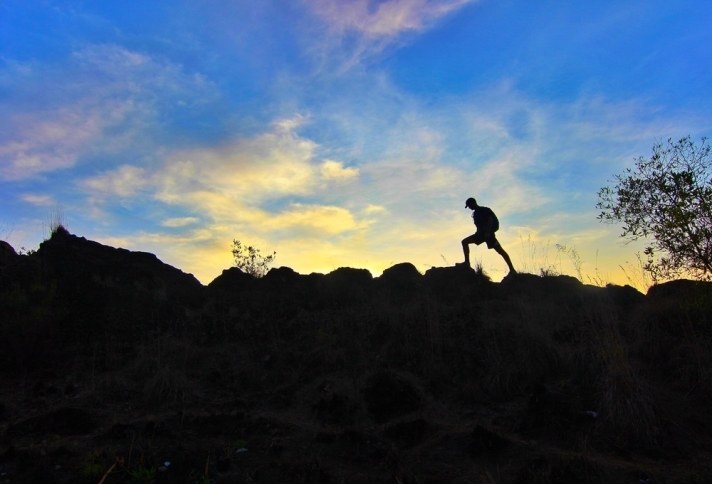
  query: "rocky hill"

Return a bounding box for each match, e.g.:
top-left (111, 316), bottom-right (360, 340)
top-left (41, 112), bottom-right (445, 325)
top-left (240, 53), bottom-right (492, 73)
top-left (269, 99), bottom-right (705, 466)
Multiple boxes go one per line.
top-left (1, 228), bottom-right (711, 483)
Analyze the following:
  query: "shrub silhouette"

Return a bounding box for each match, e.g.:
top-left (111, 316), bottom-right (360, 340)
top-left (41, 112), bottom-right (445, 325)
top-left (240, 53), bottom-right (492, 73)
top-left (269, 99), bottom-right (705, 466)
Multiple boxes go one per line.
top-left (231, 239), bottom-right (276, 277)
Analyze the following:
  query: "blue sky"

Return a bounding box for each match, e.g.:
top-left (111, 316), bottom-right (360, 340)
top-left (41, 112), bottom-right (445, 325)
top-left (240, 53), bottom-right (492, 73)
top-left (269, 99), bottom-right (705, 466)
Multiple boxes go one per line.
top-left (2, 0), bottom-right (711, 286)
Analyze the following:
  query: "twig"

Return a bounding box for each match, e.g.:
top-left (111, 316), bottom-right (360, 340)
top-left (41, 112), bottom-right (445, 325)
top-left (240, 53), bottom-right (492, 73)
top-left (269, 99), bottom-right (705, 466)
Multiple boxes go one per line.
top-left (97, 456), bottom-right (124, 484)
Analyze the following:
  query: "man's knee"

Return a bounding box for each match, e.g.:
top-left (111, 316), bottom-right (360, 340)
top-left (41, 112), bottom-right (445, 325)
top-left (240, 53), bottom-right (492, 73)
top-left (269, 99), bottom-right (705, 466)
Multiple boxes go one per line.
top-left (462, 234), bottom-right (478, 246)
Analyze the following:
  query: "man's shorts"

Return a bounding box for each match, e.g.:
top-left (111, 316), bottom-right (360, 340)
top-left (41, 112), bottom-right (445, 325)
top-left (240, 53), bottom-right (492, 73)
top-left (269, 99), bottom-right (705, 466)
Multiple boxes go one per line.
top-left (464, 231), bottom-right (500, 249)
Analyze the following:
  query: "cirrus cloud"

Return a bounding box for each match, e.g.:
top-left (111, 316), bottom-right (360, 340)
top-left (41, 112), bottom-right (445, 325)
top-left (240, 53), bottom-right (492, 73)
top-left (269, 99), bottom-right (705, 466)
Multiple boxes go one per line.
top-left (307, 0), bottom-right (475, 38)
top-left (0, 44), bottom-right (220, 181)
top-left (81, 165), bottom-right (150, 200)
top-left (302, 0), bottom-right (476, 69)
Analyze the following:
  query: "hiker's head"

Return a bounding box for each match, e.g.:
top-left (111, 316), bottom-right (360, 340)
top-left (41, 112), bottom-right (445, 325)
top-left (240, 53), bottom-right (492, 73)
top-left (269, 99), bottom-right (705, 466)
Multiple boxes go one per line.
top-left (465, 197), bottom-right (477, 209)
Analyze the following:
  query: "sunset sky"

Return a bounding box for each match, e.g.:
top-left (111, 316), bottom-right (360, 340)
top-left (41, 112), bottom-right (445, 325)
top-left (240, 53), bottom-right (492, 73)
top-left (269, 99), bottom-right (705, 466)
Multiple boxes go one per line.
top-left (2, 0), bottom-right (711, 287)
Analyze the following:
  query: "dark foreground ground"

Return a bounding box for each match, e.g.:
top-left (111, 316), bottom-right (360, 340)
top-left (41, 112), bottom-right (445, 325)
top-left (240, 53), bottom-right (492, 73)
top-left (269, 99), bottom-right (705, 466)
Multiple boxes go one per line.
top-left (1, 228), bottom-right (712, 483)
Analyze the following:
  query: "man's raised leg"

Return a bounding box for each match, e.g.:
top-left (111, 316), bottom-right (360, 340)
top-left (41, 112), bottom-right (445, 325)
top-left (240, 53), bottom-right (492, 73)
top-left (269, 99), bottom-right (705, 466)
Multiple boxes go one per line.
top-left (459, 234), bottom-right (480, 267)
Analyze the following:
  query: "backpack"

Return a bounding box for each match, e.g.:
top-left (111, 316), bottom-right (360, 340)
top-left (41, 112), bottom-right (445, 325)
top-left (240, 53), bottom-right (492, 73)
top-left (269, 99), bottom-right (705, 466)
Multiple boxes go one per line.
top-left (475, 206), bottom-right (499, 232)
top-left (489, 208), bottom-right (500, 232)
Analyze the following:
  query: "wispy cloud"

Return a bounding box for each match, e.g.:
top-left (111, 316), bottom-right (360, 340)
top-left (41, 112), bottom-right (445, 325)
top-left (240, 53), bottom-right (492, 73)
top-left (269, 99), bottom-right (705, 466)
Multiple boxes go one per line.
top-left (303, 0), bottom-right (476, 68)
top-left (20, 193), bottom-right (56, 207)
top-left (161, 217), bottom-right (200, 228)
top-left (0, 44), bottom-right (220, 181)
top-left (0, 105), bottom-right (108, 180)
top-left (308, 0), bottom-right (474, 38)
top-left (155, 116), bottom-right (321, 211)
top-left (266, 203), bottom-right (362, 236)
top-left (81, 165), bottom-right (150, 201)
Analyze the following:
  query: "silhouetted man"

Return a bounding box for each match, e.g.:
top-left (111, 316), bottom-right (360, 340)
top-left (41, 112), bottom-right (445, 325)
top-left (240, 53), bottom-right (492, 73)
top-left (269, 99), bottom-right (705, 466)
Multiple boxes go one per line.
top-left (458, 197), bottom-right (516, 275)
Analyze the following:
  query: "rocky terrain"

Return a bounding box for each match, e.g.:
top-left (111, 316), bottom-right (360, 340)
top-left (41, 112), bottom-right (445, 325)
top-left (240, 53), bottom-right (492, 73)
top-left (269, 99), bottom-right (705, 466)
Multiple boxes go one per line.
top-left (1, 227), bottom-right (711, 483)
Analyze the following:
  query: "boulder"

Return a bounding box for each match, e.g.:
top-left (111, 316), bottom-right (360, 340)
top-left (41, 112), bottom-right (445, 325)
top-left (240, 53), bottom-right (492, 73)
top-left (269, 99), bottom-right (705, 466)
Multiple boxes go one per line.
top-left (320, 267), bottom-right (373, 305)
top-left (646, 279), bottom-right (712, 301)
top-left (377, 262), bottom-right (423, 303)
top-left (424, 265), bottom-right (494, 302)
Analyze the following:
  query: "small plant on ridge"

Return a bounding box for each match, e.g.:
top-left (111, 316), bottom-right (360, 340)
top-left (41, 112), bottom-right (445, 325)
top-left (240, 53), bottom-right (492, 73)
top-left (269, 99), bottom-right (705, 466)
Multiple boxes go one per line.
top-left (231, 239), bottom-right (276, 277)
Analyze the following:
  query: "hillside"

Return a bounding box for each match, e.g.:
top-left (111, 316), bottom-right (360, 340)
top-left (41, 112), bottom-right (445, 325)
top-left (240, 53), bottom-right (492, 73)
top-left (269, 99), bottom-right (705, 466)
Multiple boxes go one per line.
top-left (1, 228), bottom-right (711, 483)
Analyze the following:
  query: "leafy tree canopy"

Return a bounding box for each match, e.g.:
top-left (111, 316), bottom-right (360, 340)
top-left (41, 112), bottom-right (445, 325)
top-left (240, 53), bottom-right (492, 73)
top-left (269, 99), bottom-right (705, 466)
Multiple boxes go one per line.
top-left (597, 136), bottom-right (712, 282)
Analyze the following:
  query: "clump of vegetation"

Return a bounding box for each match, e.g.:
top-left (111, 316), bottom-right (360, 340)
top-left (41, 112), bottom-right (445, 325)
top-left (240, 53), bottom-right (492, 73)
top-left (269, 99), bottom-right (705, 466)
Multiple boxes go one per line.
top-left (597, 136), bottom-right (712, 281)
top-left (231, 239), bottom-right (276, 277)
top-left (46, 205), bottom-right (66, 237)
top-left (79, 449), bottom-right (106, 479)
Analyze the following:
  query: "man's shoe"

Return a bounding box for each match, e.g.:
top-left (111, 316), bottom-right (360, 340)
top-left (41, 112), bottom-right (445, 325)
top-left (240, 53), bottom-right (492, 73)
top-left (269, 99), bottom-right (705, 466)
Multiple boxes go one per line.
top-left (502, 270), bottom-right (517, 281)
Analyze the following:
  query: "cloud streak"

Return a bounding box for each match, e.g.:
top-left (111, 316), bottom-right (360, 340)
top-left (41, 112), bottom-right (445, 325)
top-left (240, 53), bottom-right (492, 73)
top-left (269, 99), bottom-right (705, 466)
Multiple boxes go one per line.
top-left (308, 0), bottom-right (474, 38)
top-left (302, 0), bottom-right (476, 69)
top-left (153, 117), bottom-right (339, 211)
top-left (0, 44), bottom-right (220, 181)
top-left (82, 165), bottom-right (150, 201)
top-left (0, 105), bottom-right (110, 180)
